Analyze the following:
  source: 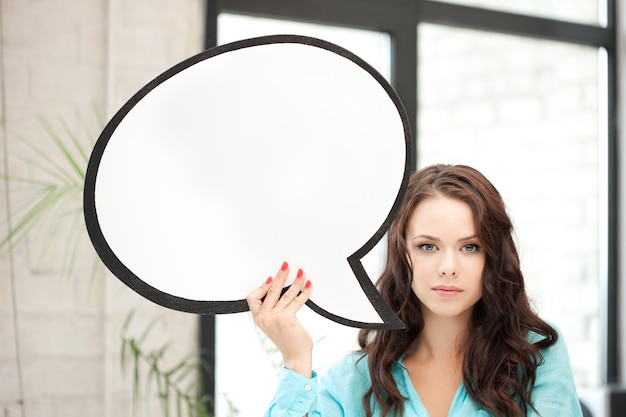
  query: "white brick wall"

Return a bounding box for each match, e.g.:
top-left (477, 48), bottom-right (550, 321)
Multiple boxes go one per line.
top-left (1, 1), bottom-right (203, 416)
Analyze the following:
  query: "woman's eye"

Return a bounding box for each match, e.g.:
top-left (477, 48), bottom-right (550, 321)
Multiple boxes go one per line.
top-left (462, 244), bottom-right (480, 253)
top-left (419, 244), bottom-right (436, 252)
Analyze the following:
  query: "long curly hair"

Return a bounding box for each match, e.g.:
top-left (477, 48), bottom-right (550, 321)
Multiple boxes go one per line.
top-left (358, 164), bottom-right (557, 417)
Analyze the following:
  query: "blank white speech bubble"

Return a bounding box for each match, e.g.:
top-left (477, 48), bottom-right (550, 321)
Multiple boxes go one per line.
top-left (84, 35), bottom-right (411, 329)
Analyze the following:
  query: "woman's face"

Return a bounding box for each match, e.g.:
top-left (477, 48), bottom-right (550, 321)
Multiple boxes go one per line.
top-left (406, 195), bottom-right (485, 321)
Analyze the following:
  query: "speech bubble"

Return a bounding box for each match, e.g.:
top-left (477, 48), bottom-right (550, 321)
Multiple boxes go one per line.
top-left (83, 35), bottom-right (411, 329)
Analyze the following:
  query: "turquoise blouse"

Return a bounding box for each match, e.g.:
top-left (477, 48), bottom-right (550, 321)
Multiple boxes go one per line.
top-left (264, 329), bottom-right (583, 416)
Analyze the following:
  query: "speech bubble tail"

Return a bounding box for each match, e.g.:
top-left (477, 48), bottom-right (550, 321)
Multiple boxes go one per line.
top-left (345, 258), bottom-right (405, 330)
top-left (305, 296), bottom-right (404, 330)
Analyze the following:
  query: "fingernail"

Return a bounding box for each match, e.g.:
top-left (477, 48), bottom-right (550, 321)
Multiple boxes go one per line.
top-left (297, 268), bottom-right (303, 278)
top-left (281, 261), bottom-right (288, 271)
top-left (305, 280), bottom-right (311, 289)
top-left (265, 276), bottom-right (273, 285)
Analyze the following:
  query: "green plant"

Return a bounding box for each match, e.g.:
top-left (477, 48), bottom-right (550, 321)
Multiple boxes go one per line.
top-left (121, 311), bottom-right (213, 417)
top-left (0, 109), bottom-right (103, 279)
top-left (219, 393), bottom-right (240, 417)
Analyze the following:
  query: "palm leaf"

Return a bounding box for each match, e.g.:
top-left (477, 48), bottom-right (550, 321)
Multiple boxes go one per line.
top-left (120, 311), bottom-right (217, 417)
top-left (39, 117), bottom-right (86, 181)
top-left (0, 110), bottom-right (102, 281)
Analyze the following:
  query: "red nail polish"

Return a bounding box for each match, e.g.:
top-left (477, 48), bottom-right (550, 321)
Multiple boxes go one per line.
top-left (281, 261), bottom-right (288, 271)
top-left (297, 268), bottom-right (303, 278)
top-left (265, 276), bottom-right (273, 285)
top-left (305, 280), bottom-right (311, 289)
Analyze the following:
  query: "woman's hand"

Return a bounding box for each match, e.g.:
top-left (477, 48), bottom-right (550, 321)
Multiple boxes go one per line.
top-left (247, 261), bottom-right (314, 378)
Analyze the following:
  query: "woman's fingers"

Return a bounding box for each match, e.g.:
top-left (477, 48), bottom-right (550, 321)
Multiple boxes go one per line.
top-left (274, 268), bottom-right (312, 313)
top-left (246, 261), bottom-right (313, 315)
top-left (259, 261), bottom-right (290, 308)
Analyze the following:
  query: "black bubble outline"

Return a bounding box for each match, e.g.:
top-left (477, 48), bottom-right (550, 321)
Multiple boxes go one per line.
top-left (83, 34), bottom-right (412, 329)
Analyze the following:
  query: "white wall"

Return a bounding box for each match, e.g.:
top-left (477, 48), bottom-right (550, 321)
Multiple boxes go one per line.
top-left (0, 1), bottom-right (203, 416)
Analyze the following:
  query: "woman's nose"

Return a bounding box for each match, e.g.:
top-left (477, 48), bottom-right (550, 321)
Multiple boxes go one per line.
top-left (438, 253), bottom-right (457, 277)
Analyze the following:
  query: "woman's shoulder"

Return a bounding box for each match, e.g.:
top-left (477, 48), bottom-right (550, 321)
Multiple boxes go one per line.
top-left (313, 352), bottom-right (375, 404)
top-left (321, 352), bottom-right (372, 384)
top-left (526, 321), bottom-right (564, 345)
top-left (325, 352), bottom-right (369, 373)
top-left (526, 322), bottom-right (572, 367)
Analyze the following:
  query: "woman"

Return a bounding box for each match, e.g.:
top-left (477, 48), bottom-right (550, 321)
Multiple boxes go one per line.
top-left (247, 164), bottom-right (582, 416)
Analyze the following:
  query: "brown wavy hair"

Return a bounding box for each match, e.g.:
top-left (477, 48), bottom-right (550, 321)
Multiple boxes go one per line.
top-left (358, 164), bottom-right (557, 417)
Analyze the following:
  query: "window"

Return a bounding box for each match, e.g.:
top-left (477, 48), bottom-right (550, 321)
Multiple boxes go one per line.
top-left (418, 23), bottom-right (603, 386)
top-left (213, 14), bottom-right (392, 417)
top-left (203, 1), bottom-right (617, 414)
top-left (429, 0), bottom-right (604, 25)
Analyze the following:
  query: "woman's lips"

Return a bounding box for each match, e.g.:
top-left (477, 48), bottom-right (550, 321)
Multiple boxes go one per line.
top-left (432, 285), bottom-right (462, 298)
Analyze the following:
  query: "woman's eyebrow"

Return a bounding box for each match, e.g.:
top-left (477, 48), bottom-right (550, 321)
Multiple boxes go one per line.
top-left (411, 234), bottom-right (479, 242)
top-left (411, 234), bottom-right (439, 241)
top-left (458, 235), bottom-right (479, 242)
